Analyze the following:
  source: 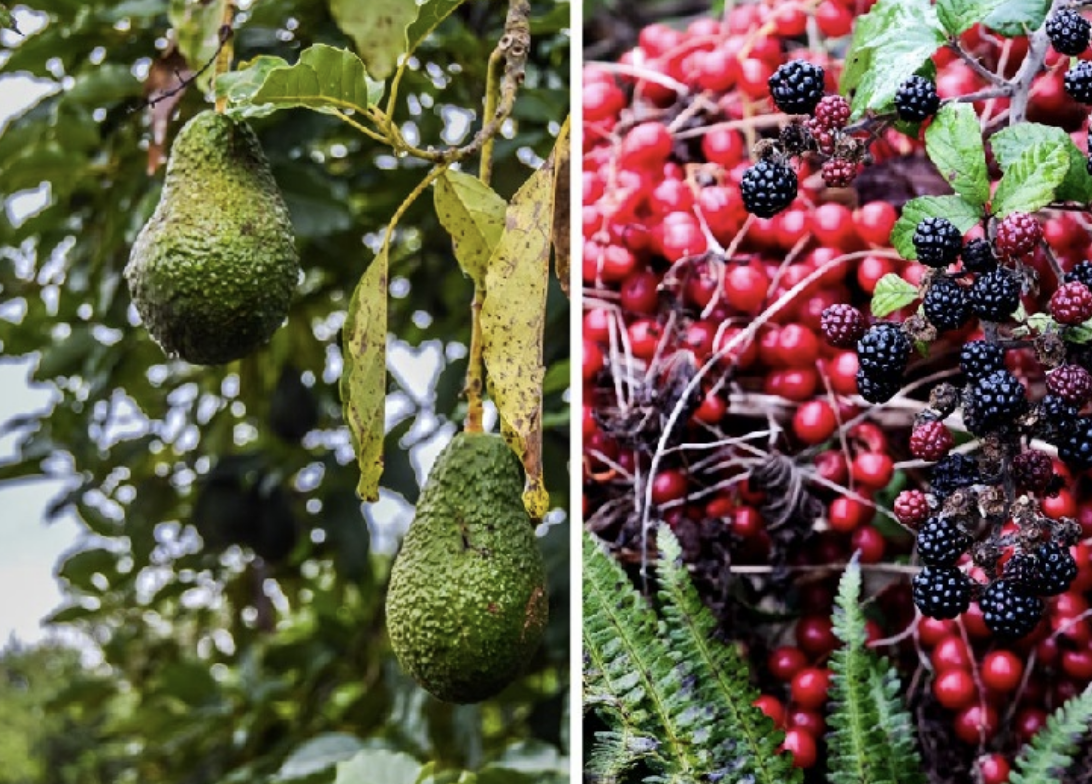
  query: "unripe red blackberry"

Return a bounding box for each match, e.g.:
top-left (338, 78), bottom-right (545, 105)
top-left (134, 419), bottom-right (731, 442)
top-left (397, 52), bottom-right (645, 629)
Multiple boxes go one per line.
top-left (994, 212), bottom-right (1042, 260)
top-left (805, 118), bottom-right (837, 155)
top-left (812, 94), bottom-right (851, 130)
top-left (820, 304), bottom-right (867, 348)
top-left (894, 489), bottom-right (929, 528)
top-left (1046, 364), bottom-right (1092, 407)
top-left (821, 158), bottom-right (857, 188)
top-left (909, 421), bottom-right (954, 461)
top-left (1012, 449), bottom-right (1055, 493)
top-left (1050, 281), bottom-right (1092, 325)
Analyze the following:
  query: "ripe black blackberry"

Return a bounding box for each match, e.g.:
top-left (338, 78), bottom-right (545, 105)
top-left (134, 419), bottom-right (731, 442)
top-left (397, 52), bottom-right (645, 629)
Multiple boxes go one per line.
top-left (967, 267), bottom-right (1020, 322)
top-left (856, 369), bottom-right (901, 403)
top-left (979, 578), bottom-right (1044, 639)
top-left (1033, 541), bottom-right (1078, 596)
top-left (1012, 449), bottom-right (1055, 493)
top-left (916, 517), bottom-right (970, 567)
top-left (1050, 280), bottom-right (1092, 325)
top-left (1064, 59), bottom-right (1092, 105)
top-left (894, 75), bottom-right (940, 123)
top-left (767, 59), bottom-right (826, 116)
top-left (930, 453), bottom-right (980, 498)
top-left (912, 566), bottom-right (971, 619)
top-left (959, 340), bottom-right (1005, 381)
top-left (1002, 551), bottom-right (1041, 589)
top-left (1064, 259), bottom-right (1092, 289)
top-left (856, 323), bottom-right (911, 375)
top-left (1040, 394), bottom-right (1080, 443)
top-left (960, 237), bottom-right (997, 273)
top-left (965, 369), bottom-right (1028, 434)
top-left (912, 217), bottom-right (962, 268)
top-left (1047, 10), bottom-right (1091, 57)
top-left (1047, 364), bottom-right (1092, 407)
top-left (740, 158), bottom-right (798, 218)
top-left (1055, 415), bottom-right (1092, 469)
top-left (923, 277), bottom-right (970, 333)
top-left (820, 304), bottom-right (866, 348)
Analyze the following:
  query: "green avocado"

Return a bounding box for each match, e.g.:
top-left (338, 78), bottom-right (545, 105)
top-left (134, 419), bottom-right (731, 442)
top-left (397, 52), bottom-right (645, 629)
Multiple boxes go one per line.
top-left (385, 432), bottom-right (548, 703)
top-left (125, 110), bottom-right (299, 365)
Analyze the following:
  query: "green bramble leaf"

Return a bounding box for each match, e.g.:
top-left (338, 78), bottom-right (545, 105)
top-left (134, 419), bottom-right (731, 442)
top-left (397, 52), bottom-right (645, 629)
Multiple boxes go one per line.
top-left (936, 0), bottom-right (1008, 34)
top-left (890, 195), bottom-right (982, 259)
top-left (983, 0), bottom-right (1051, 37)
top-left (992, 141), bottom-right (1069, 216)
top-left (990, 123), bottom-right (1092, 204)
top-left (925, 103), bottom-right (990, 207)
top-left (1026, 312), bottom-right (1054, 334)
top-left (841, 0), bottom-right (946, 119)
top-left (1066, 321), bottom-right (1092, 344)
top-left (871, 274), bottom-right (919, 318)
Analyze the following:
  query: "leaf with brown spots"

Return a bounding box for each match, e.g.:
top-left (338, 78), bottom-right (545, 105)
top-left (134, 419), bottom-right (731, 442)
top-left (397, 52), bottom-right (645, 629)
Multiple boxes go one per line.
top-left (551, 116), bottom-right (571, 297)
top-left (480, 149), bottom-right (555, 520)
top-left (434, 170), bottom-right (506, 288)
top-left (329, 0), bottom-right (418, 80)
top-left (340, 248), bottom-right (389, 502)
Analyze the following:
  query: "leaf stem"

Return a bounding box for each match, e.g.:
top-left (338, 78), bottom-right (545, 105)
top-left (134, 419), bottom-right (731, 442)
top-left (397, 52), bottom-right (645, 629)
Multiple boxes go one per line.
top-left (213, 2), bottom-right (236, 114)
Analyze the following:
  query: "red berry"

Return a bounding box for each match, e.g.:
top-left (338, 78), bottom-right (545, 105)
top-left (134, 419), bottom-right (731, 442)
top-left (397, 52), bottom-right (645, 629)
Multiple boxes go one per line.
top-left (852, 524), bottom-right (886, 563)
top-left (650, 469), bottom-right (688, 505)
top-left (954, 704), bottom-right (999, 745)
top-left (1050, 281), bottom-right (1092, 325)
top-left (753, 694), bottom-right (786, 727)
top-left (909, 420), bottom-right (955, 461)
top-left (851, 451), bottom-right (894, 490)
top-left (821, 157), bottom-right (857, 188)
top-left (931, 634), bottom-right (973, 671)
top-left (894, 490), bottom-right (930, 529)
top-left (768, 645), bottom-right (808, 681)
top-left (796, 615), bottom-right (839, 657)
top-left (790, 667), bottom-right (831, 709)
top-left (1047, 364), bottom-right (1092, 406)
top-left (981, 649), bottom-right (1023, 692)
top-left (793, 400), bottom-right (838, 445)
top-left (995, 211), bottom-right (1042, 260)
top-left (781, 727), bottom-right (818, 769)
top-left (620, 122), bottom-right (674, 170)
top-left (812, 94), bottom-right (851, 130)
top-left (977, 753), bottom-right (1011, 784)
top-left (932, 668), bottom-right (977, 710)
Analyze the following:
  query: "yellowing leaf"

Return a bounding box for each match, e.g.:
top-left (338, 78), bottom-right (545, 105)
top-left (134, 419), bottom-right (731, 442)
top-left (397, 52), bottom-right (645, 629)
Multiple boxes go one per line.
top-left (551, 116), bottom-right (571, 297)
top-left (481, 157), bottom-right (554, 521)
top-left (341, 249), bottom-right (389, 502)
top-left (434, 170), bottom-right (507, 287)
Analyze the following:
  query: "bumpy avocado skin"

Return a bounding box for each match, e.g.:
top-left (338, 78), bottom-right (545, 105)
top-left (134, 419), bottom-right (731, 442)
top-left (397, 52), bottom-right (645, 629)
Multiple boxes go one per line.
top-left (125, 110), bottom-right (299, 365)
top-left (385, 432), bottom-right (549, 703)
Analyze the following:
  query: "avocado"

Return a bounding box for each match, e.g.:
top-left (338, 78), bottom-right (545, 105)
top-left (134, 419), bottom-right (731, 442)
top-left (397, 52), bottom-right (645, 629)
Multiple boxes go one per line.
top-left (385, 432), bottom-right (548, 703)
top-left (125, 110), bottom-right (299, 365)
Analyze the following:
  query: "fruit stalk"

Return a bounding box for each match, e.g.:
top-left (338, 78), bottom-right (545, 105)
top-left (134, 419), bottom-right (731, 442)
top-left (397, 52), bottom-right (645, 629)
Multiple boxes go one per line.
top-left (213, 0), bottom-right (236, 114)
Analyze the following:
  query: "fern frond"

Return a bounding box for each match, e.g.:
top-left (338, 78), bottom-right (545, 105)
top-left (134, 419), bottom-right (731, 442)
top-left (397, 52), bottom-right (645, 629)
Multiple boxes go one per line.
top-left (582, 531), bottom-right (701, 780)
top-left (1010, 684), bottom-right (1092, 784)
top-left (655, 527), bottom-right (802, 784)
top-left (827, 556), bottom-right (925, 784)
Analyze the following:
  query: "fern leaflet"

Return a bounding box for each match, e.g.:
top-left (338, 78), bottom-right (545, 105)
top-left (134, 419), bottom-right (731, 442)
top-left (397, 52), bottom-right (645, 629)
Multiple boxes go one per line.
top-left (1010, 683), bottom-right (1092, 784)
top-left (827, 555), bottom-right (925, 784)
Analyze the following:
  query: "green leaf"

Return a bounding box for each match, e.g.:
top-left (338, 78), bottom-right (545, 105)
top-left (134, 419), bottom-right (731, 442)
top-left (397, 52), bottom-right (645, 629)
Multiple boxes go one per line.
top-left (56, 548), bottom-right (118, 593)
top-left (990, 122), bottom-right (1092, 204)
top-left (1026, 312), bottom-right (1054, 334)
top-left (62, 63), bottom-right (141, 107)
top-left (168, 0), bottom-right (223, 93)
top-left (925, 103), bottom-right (989, 207)
top-left (891, 195), bottom-right (982, 259)
top-left (0, 5), bottom-right (16, 33)
top-left (333, 749), bottom-right (423, 784)
top-left (1010, 685), bottom-right (1092, 784)
top-left (871, 274), bottom-right (919, 317)
top-left (279, 734), bottom-right (368, 780)
top-left (983, 0), bottom-right (1051, 37)
top-left (840, 0), bottom-right (946, 118)
top-left (215, 55), bottom-right (289, 117)
top-left (1066, 320), bottom-right (1092, 344)
top-left (329, 0), bottom-right (419, 80)
top-left (406, 0), bottom-right (468, 56)
top-left (992, 141), bottom-right (1069, 216)
top-left (936, 0), bottom-right (1008, 34)
top-left (434, 170), bottom-right (507, 288)
top-left (341, 249), bottom-right (389, 503)
top-left (239, 45), bottom-right (384, 117)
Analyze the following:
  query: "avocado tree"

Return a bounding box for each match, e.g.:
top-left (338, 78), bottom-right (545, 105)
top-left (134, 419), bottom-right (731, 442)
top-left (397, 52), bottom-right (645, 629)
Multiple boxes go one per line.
top-left (0, 0), bottom-right (570, 780)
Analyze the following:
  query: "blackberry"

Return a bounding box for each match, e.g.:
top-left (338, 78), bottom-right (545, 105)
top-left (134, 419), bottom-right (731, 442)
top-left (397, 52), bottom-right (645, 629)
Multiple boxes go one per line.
top-left (965, 369), bottom-right (1028, 434)
top-left (812, 94), bottom-right (851, 130)
top-left (821, 158), bottom-right (857, 188)
top-left (856, 323), bottom-right (911, 375)
top-left (979, 578), bottom-right (1044, 639)
top-left (740, 158), bottom-right (798, 218)
top-left (916, 517), bottom-right (971, 567)
top-left (893, 489), bottom-right (929, 529)
top-left (909, 420), bottom-right (954, 461)
top-left (1047, 10), bottom-right (1091, 57)
top-left (820, 303), bottom-right (866, 348)
top-left (856, 368), bottom-right (901, 403)
top-left (959, 340), bottom-right (1005, 381)
top-left (894, 75), bottom-right (941, 123)
top-left (804, 117), bottom-right (836, 155)
top-left (1055, 415), bottom-right (1092, 469)
top-left (1012, 449), bottom-right (1055, 493)
top-left (1002, 551), bottom-right (1041, 588)
top-left (913, 217), bottom-right (962, 268)
top-left (1064, 260), bottom-right (1092, 289)
top-left (1047, 364), bottom-right (1092, 407)
top-left (930, 453), bottom-right (980, 498)
top-left (995, 212), bottom-right (1042, 259)
top-left (923, 277), bottom-right (971, 333)
top-left (1033, 541), bottom-right (1078, 596)
top-left (960, 237), bottom-right (997, 273)
top-left (1050, 281), bottom-right (1092, 325)
top-left (1064, 59), bottom-right (1092, 105)
top-left (912, 566), bottom-right (971, 620)
top-left (967, 267), bottom-right (1020, 322)
top-left (768, 60), bottom-right (826, 116)
top-left (1040, 394), bottom-right (1081, 443)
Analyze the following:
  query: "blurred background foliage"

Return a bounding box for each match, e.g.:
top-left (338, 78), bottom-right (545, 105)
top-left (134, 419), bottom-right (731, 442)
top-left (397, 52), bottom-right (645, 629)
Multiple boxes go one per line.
top-left (0, 0), bottom-right (570, 781)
